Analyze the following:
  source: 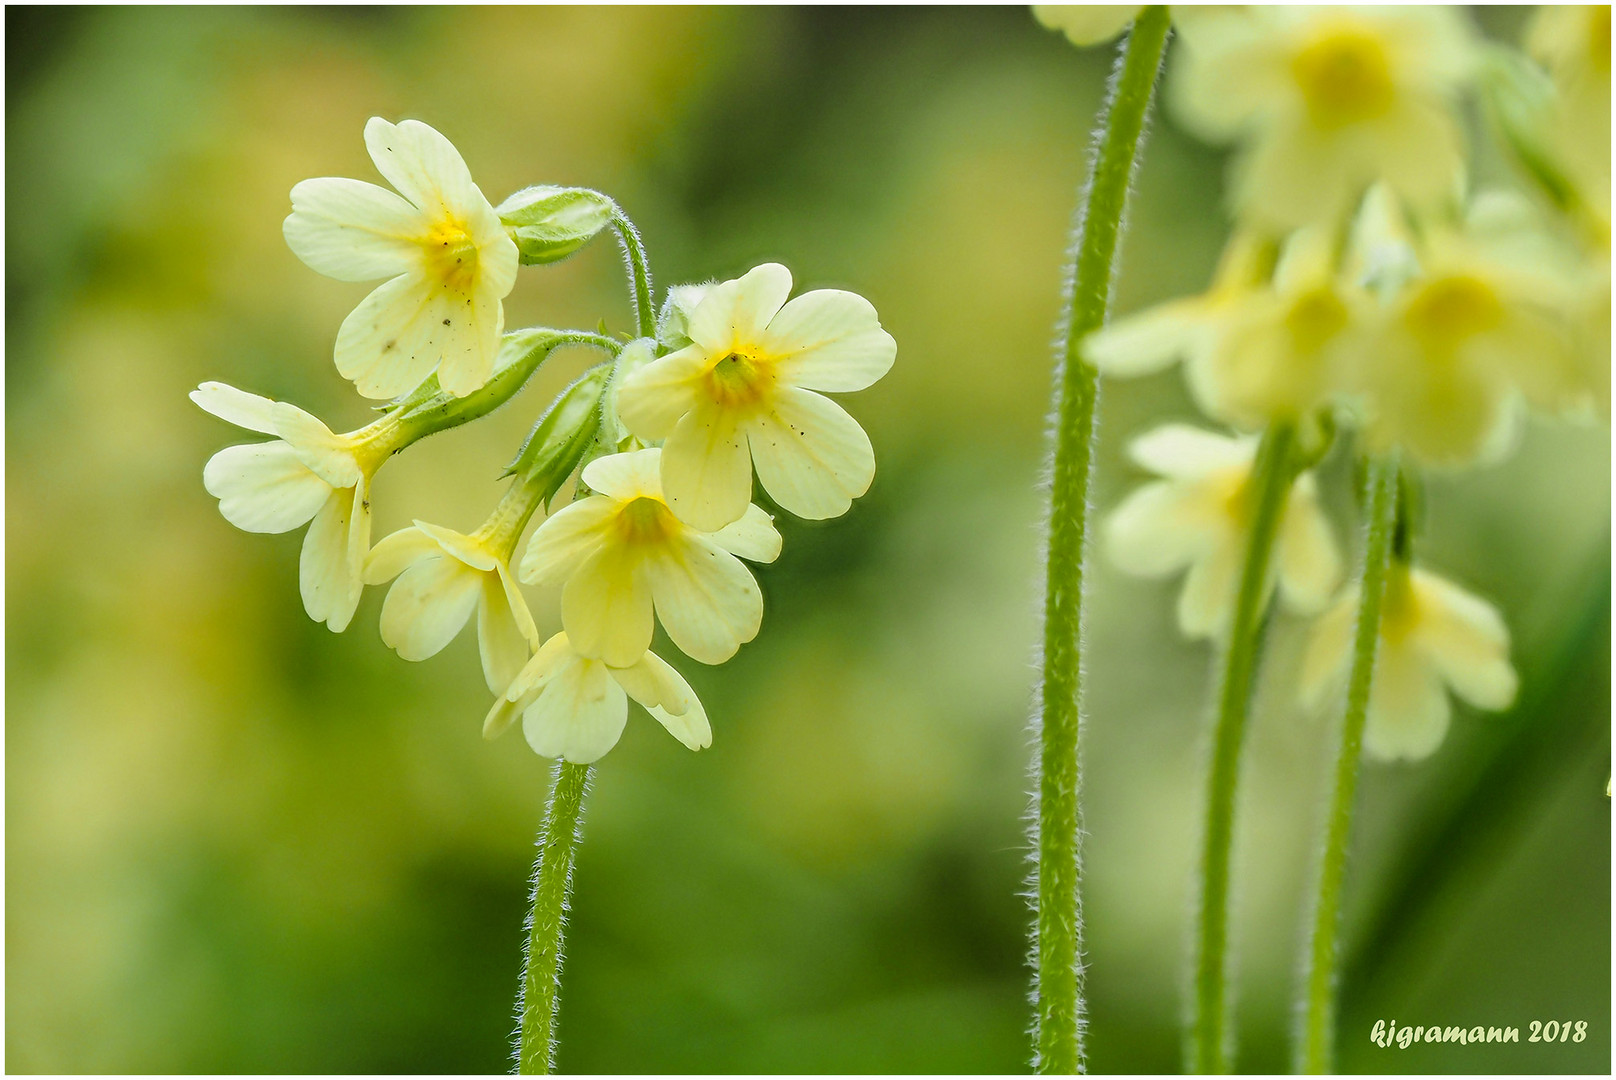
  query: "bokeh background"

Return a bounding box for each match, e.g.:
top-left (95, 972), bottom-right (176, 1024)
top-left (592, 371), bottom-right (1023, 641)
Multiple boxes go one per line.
top-left (6, 6), bottom-right (1609, 1074)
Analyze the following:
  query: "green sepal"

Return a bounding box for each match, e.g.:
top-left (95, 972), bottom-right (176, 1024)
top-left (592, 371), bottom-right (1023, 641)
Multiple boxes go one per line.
top-left (497, 186), bottom-right (617, 266)
top-left (505, 364), bottom-right (612, 508)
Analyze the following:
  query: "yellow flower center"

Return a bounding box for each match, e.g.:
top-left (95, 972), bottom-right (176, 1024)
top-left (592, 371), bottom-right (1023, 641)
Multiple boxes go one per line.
top-left (704, 350), bottom-right (772, 408)
top-left (616, 496), bottom-right (679, 546)
top-left (1404, 274), bottom-right (1503, 351)
top-left (1285, 286), bottom-right (1349, 353)
top-left (1291, 27), bottom-right (1396, 128)
top-left (424, 217), bottom-right (479, 292)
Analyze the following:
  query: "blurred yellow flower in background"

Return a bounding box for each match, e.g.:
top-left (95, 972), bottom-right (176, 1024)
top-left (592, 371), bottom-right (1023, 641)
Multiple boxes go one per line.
top-left (1103, 424), bottom-right (1340, 639)
top-left (617, 262), bottom-right (896, 531)
top-left (1033, 5), bottom-right (1143, 47)
top-left (519, 448), bottom-right (781, 667)
top-left (364, 521), bottom-right (541, 694)
top-left (192, 381), bottom-right (387, 632)
top-left (1171, 6), bottom-right (1475, 230)
top-left (284, 117), bottom-right (519, 400)
top-left (1301, 563), bottom-right (1517, 761)
top-left (484, 631), bottom-right (711, 763)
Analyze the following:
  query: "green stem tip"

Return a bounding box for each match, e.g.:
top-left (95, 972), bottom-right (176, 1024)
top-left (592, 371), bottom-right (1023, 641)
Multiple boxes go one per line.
top-left (1032, 7), bottom-right (1171, 1075)
top-left (1296, 453), bottom-right (1400, 1074)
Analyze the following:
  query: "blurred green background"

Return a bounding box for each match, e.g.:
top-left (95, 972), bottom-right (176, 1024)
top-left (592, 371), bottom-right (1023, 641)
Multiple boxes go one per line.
top-left (6, 6), bottom-right (1608, 1073)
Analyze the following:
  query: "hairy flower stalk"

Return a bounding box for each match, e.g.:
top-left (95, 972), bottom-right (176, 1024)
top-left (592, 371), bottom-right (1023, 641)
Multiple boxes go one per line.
top-left (1296, 453), bottom-right (1399, 1074)
top-left (517, 760), bottom-right (592, 1074)
top-left (1032, 7), bottom-right (1170, 1073)
top-left (611, 210), bottom-right (656, 340)
top-left (1190, 420), bottom-right (1296, 1074)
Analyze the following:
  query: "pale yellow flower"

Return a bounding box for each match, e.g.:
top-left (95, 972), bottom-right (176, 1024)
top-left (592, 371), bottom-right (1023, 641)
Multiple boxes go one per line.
top-left (1034, 5), bottom-right (1143, 46)
top-left (192, 381), bottom-right (383, 632)
top-left (1171, 6), bottom-right (1475, 229)
top-left (616, 263), bottom-right (896, 531)
top-left (1104, 425), bottom-right (1340, 639)
top-left (1087, 229), bottom-right (1371, 429)
top-left (519, 448), bottom-right (782, 667)
top-left (284, 117), bottom-right (519, 400)
top-left (1346, 201), bottom-right (1579, 465)
top-left (483, 632), bottom-right (711, 764)
top-left (1527, 4), bottom-right (1611, 210)
top-left (1300, 563), bottom-right (1516, 762)
top-left (364, 522), bottom-right (541, 694)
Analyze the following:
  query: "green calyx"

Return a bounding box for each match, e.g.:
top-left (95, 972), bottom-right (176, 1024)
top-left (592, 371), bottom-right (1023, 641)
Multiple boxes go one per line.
top-left (497, 185), bottom-right (618, 266)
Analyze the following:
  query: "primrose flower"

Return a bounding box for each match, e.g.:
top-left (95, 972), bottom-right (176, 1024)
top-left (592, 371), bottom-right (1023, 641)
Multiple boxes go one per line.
top-left (364, 521), bottom-right (541, 695)
top-left (484, 632), bottom-right (712, 764)
top-left (1346, 204), bottom-right (1578, 465)
top-left (1034, 5), bottom-right (1143, 46)
top-left (1300, 563), bottom-right (1517, 762)
top-left (284, 117), bottom-right (519, 400)
top-left (1171, 6), bottom-right (1475, 230)
top-left (1104, 425), bottom-right (1341, 640)
top-left (519, 448), bottom-right (782, 667)
top-left (616, 263), bottom-right (896, 531)
top-left (1088, 229), bottom-right (1372, 430)
top-left (1527, 4), bottom-right (1612, 206)
top-left (192, 381), bottom-right (386, 632)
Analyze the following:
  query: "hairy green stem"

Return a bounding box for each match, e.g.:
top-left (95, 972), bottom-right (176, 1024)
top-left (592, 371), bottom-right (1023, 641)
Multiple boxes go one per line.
top-left (1033, 8), bottom-right (1170, 1074)
top-left (516, 761), bottom-right (592, 1074)
top-left (1295, 454), bottom-right (1399, 1072)
top-left (1190, 421), bottom-right (1296, 1074)
top-left (610, 212), bottom-right (656, 340)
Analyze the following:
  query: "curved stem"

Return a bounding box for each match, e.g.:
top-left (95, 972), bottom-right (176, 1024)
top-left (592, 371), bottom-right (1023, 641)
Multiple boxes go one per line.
top-left (1296, 453), bottom-right (1400, 1073)
top-left (1033, 8), bottom-right (1171, 1074)
top-left (610, 211), bottom-right (656, 340)
top-left (516, 761), bottom-right (592, 1074)
top-left (1190, 421), bottom-right (1296, 1074)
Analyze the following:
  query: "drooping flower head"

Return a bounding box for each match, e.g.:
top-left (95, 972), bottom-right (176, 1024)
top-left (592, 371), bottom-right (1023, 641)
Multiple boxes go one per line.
top-left (519, 448), bottom-right (782, 667)
top-left (1104, 425), bottom-right (1341, 639)
top-left (285, 118), bottom-right (519, 400)
top-left (365, 520), bottom-right (541, 695)
top-left (616, 263), bottom-right (896, 531)
top-left (1171, 6), bottom-right (1476, 230)
top-left (1300, 563), bottom-right (1517, 761)
top-left (192, 381), bottom-right (387, 631)
top-left (483, 631), bottom-right (711, 764)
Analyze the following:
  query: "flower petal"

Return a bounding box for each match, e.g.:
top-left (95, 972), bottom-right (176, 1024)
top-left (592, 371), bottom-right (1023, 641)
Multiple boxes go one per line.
top-left (612, 652), bottom-right (712, 751)
top-left (479, 568), bottom-right (536, 694)
top-left (363, 525), bottom-right (441, 584)
top-left (747, 387), bottom-right (874, 521)
top-left (435, 286), bottom-right (505, 398)
top-left (1299, 592), bottom-right (1357, 710)
top-left (616, 345), bottom-right (707, 441)
top-left (1128, 424), bottom-right (1255, 480)
top-left (645, 534), bottom-right (763, 665)
top-left (270, 404), bottom-right (361, 488)
top-left (1083, 298), bottom-right (1207, 378)
top-left (414, 520), bottom-right (498, 571)
top-left (707, 504), bottom-right (782, 564)
top-left (661, 401), bottom-right (753, 532)
top-left (191, 382), bottom-right (282, 435)
top-left (580, 448), bottom-right (664, 501)
top-left (1104, 481), bottom-right (1215, 577)
top-left (686, 263), bottom-right (793, 352)
top-left (379, 555), bottom-right (482, 661)
top-left (522, 653), bottom-right (629, 763)
top-left (561, 545), bottom-right (654, 667)
top-left (1411, 571), bottom-right (1517, 712)
top-left (1276, 475), bottom-right (1340, 614)
top-left (764, 289), bottom-right (896, 393)
top-left (299, 482), bottom-right (367, 632)
top-left (1363, 642), bottom-right (1451, 762)
top-left (333, 273), bottom-right (461, 400)
top-left (519, 495), bottom-right (618, 586)
top-left (1176, 536), bottom-right (1241, 640)
top-left (284, 176), bottom-right (424, 282)
top-left (203, 442), bottom-right (333, 534)
top-left (364, 117), bottom-right (478, 218)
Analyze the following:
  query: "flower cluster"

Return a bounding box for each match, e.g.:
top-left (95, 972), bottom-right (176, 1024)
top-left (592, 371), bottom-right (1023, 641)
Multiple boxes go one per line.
top-left (197, 118), bottom-right (895, 763)
top-left (1040, 6), bottom-right (1607, 760)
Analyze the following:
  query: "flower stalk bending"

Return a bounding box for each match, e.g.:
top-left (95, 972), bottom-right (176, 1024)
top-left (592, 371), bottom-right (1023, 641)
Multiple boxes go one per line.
top-left (1190, 420), bottom-right (1296, 1074)
top-left (518, 760), bottom-right (592, 1074)
top-left (1033, 7), bottom-right (1170, 1074)
top-left (1296, 453), bottom-right (1400, 1073)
